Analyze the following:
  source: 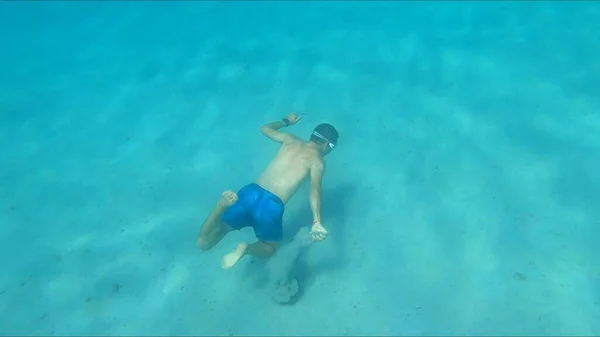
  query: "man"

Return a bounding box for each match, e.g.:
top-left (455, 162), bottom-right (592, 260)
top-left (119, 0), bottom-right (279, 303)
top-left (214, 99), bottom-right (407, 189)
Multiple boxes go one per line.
top-left (196, 113), bottom-right (339, 269)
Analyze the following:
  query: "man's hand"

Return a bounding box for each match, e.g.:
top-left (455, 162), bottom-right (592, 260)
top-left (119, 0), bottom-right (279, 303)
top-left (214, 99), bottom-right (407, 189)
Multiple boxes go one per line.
top-left (285, 113), bottom-right (303, 125)
top-left (310, 221), bottom-right (328, 242)
top-left (260, 113), bottom-right (302, 143)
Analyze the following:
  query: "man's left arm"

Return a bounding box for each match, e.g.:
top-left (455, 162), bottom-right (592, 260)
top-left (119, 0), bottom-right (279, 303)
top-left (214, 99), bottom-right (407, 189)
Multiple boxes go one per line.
top-left (260, 113), bottom-right (302, 143)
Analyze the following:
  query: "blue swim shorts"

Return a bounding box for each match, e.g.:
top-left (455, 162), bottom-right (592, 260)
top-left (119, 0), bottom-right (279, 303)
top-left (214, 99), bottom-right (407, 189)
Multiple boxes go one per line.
top-left (221, 183), bottom-right (284, 242)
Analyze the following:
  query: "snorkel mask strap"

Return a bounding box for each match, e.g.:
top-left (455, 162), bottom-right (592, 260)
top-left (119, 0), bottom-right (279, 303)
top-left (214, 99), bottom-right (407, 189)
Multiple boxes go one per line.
top-left (312, 131), bottom-right (335, 149)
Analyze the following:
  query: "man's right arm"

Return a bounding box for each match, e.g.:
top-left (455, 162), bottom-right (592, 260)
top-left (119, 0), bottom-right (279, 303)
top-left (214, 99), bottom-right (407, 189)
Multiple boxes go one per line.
top-left (309, 160), bottom-right (328, 241)
top-left (309, 161), bottom-right (325, 224)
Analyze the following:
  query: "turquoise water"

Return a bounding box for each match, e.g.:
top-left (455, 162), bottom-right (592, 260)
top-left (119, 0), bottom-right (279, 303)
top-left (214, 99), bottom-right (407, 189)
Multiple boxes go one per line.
top-left (1, 1), bottom-right (599, 335)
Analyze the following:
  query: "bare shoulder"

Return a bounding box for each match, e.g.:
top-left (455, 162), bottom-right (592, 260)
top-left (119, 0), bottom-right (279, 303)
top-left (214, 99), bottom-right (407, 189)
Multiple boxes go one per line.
top-left (286, 133), bottom-right (302, 143)
top-left (310, 153), bottom-right (325, 173)
top-left (280, 135), bottom-right (302, 148)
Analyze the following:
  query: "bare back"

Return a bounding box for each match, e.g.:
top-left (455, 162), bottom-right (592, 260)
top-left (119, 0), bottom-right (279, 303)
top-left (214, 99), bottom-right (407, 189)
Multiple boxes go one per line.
top-left (257, 139), bottom-right (322, 204)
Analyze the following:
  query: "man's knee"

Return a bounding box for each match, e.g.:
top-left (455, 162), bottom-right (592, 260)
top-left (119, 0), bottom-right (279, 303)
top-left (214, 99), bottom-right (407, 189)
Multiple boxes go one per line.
top-left (196, 236), bottom-right (214, 251)
top-left (264, 241), bottom-right (279, 257)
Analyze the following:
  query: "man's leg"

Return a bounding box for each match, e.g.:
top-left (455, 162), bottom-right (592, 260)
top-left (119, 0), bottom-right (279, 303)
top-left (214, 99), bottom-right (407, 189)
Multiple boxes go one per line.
top-left (220, 186), bottom-right (283, 269)
top-left (197, 191), bottom-right (238, 251)
top-left (221, 241), bottom-right (278, 269)
top-left (246, 241), bottom-right (279, 258)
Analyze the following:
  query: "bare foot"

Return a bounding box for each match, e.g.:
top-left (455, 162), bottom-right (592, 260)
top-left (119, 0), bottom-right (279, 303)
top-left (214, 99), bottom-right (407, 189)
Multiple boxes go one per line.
top-left (218, 191), bottom-right (238, 209)
top-left (222, 243), bottom-right (247, 269)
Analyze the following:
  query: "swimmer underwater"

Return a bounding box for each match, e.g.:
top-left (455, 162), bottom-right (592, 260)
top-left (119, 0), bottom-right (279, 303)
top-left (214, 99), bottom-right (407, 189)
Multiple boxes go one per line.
top-left (196, 113), bottom-right (339, 269)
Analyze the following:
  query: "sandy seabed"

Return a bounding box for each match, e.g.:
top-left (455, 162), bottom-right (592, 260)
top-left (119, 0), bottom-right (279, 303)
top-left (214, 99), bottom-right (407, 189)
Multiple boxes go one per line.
top-left (0, 2), bottom-right (599, 335)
